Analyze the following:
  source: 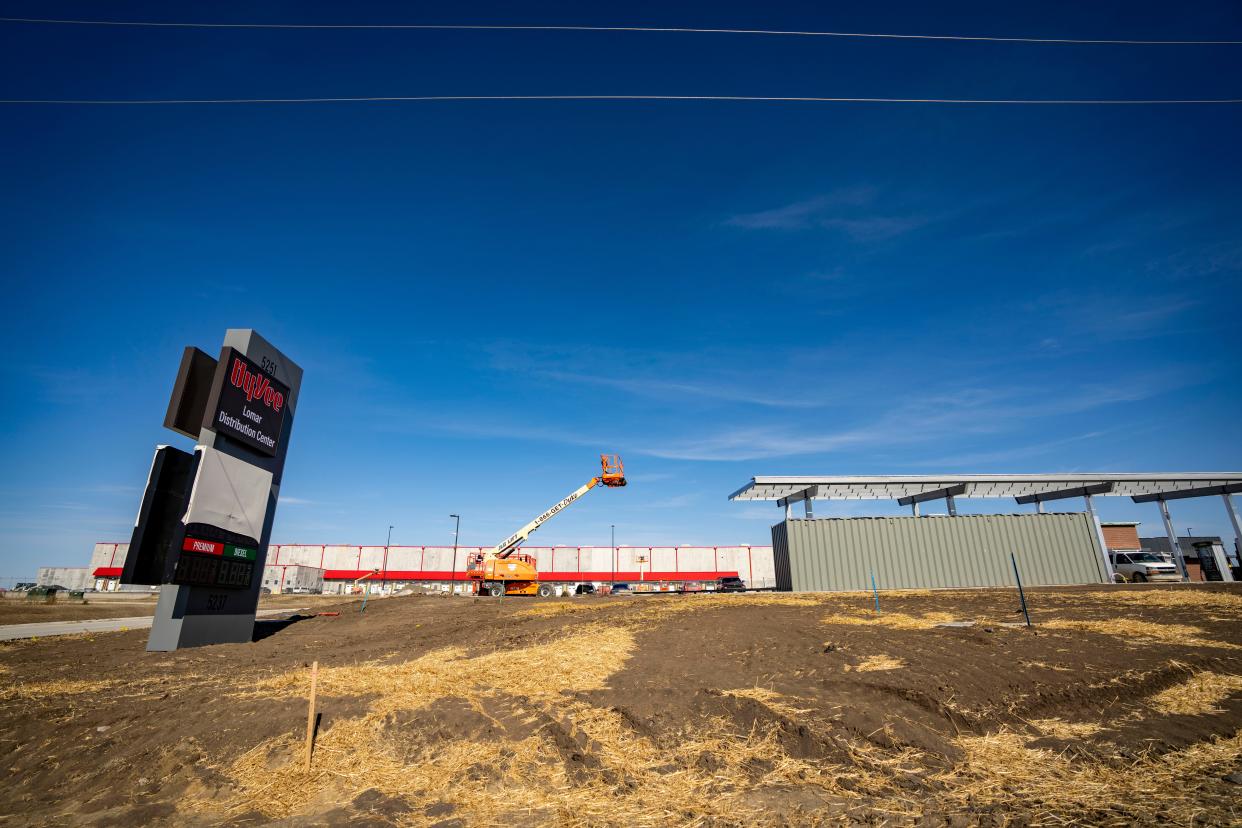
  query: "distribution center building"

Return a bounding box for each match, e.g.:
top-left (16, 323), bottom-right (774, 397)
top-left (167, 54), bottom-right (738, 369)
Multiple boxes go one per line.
top-left (86, 542), bottom-right (776, 593)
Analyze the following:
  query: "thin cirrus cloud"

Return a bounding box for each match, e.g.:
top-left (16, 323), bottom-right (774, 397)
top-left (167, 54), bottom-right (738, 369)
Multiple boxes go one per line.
top-left (724, 188), bottom-right (933, 241)
top-left (537, 369), bottom-right (825, 409)
top-left (723, 188), bottom-right (875, 230)
top-left (817, 215), bottom-right (933, 242)
top-left (417, 380), bottom-right (1158, 463)
top-left (618, 374), bottom-right (1188, 462)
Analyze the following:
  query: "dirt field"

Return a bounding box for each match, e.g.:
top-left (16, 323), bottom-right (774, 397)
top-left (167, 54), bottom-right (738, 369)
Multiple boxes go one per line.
top-left (0, 594), bottom-right (335, 626)
top-left (1, 585), bottom-right (1240, 826)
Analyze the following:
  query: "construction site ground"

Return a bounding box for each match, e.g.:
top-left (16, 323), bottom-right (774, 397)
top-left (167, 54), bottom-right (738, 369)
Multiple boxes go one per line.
top-left (1, 585), bottom-right (1240, 827)
top-left (0, 594), bottom-right (327, 626)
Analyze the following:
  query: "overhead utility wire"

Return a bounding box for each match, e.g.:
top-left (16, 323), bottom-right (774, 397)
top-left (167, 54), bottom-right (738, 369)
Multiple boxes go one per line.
top-left (2, 95), bottom-right (1240, 106)
top-left (2, 17), bottom-right (1240, 45)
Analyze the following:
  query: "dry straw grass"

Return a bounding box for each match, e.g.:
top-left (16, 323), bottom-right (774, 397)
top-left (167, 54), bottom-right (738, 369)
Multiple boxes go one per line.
top-left (940, 727), bottom-right (1242, 823)
top-left (1148, 671), bottom-right (1242, 715)
top-left (1041, 619), bottom-right (1240, 650)
top-left (1025, 718), bottom-right (1103, 740)
top-left (0, 677), bottom-right (120, 701)
top-left (249, 624), bottom-right (636, 716)
top-left (1048, 588), bottom-right (1242, 613)
top-left (822, 609), bottom-right (960, 630)
top-left (216, 614), bottom-right (933, 826)
top-left (194, 592), bottom-right (1242, 825)
top-left (517, 602), bottom-right (608, 619)
top-left (721, 686), bottom-right (814, 718)
top-left (221, 624), bottom-right (639, 822)
top-left (849, 655), bottom-right (905, 673)
top-left (630, 593), bottom-right (824, 621)
top-left (217, 635), bottom-right (885, 826)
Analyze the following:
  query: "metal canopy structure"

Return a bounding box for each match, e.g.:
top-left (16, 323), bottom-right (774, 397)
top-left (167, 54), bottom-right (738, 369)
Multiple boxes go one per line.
top-left (729, 473), bottom-right (1242, 503)
top-left (730, 473), bottom-right (1242, 585)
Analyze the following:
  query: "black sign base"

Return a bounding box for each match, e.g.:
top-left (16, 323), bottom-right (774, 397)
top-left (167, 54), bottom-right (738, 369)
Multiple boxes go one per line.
top-left (146, 584), bottom-right (257, 650)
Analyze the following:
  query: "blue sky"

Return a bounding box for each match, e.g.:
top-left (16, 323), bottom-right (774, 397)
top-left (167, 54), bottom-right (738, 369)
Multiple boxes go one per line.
top-left (2, 1), bottom-right (1240, 578)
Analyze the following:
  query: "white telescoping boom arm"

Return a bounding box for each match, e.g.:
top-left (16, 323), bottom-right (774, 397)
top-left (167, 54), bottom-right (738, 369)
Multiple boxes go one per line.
top-left (489, 477), bottom-right (603, 560)
top-left (483, 455), bottom-right (627, 561)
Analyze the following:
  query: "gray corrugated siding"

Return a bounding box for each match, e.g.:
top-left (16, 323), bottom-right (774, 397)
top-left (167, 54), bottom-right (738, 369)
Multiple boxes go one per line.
top-left (771, 522), bottom-right (792, 591)
top-left (771, 513), bottom-right (1106, 592)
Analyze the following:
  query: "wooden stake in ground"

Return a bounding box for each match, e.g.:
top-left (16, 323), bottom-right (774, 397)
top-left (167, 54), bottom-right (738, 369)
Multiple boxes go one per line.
top-left (304, 660), bottom-right (318, 771)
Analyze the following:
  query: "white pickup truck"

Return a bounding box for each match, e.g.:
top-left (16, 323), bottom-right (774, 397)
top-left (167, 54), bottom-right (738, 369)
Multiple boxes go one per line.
top-left (1110, 551), bottom-right (1181, 583)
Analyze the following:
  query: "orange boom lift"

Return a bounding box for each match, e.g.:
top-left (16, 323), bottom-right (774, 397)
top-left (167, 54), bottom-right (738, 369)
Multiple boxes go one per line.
top-left (466, 455), bottom-right (626, 597)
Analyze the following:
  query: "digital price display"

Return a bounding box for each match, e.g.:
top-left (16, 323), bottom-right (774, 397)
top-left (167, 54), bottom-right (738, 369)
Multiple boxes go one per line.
top-left (172, 536), bottom-right (257, 590)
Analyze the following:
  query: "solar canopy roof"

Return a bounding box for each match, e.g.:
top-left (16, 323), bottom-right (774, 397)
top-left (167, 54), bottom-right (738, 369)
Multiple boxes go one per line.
top-left (728, 473), bottom-right (1242, 503)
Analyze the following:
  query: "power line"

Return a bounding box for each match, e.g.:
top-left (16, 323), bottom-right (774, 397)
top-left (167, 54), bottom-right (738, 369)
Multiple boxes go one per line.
top-left (2, 17), bottom-right (1240, 45)
top-left (2, 95), bottom-right (1240, 106)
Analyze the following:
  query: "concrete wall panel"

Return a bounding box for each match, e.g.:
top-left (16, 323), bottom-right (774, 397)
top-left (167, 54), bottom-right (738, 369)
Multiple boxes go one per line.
top-left (676, 547), bottom-right (714, 571)
top-left (384, 547), bottom-right (422, 571)
top-left (551, 547), bottom-right (579, 573)
top-left (273, 545), bottom-right (323, 567)
top-left (322, 546), bottom-right (361, 570)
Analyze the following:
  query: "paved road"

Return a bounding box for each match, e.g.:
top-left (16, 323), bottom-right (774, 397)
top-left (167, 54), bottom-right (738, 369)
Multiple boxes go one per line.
top-left (0, 608), bottom-right (304, 641)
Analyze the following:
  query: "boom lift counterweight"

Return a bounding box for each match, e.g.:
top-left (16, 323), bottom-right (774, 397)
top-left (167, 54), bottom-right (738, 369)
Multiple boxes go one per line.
top-left (466, 455), bottom-right (626, 596)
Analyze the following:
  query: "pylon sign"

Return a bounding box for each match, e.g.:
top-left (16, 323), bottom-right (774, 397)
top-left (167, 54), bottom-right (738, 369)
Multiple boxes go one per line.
top-left (204, 347), bottom-right (289, 456)
top-left (124, 330), bottom-right (303, 651)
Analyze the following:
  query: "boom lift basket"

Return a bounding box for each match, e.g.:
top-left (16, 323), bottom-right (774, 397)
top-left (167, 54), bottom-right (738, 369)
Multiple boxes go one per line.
top-left (600, 454), bottom-right (627, 487)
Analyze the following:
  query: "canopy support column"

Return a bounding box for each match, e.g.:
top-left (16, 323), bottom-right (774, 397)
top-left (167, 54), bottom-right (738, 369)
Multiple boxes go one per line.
top-left (1082, 493), bottom-right (1117, 583)
top-left (1224, 493), bottom-right (1242, 564)
top-left (1158, 499), bottom-right (1190, 580)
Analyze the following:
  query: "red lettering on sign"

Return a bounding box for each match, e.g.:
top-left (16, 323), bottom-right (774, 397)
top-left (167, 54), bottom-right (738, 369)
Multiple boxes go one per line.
top-left (182, 538), bottom-right (223, 556)
top-left (230, 357), bottom-right (246, 389)
top-left (228, 356), bottom-right (285, 412)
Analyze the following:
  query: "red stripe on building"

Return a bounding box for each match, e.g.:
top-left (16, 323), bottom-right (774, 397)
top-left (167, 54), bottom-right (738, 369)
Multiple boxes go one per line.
top-left (93, 567), bottom-right (123, 577)
top-left (321, 569), bottom-right (739, 582)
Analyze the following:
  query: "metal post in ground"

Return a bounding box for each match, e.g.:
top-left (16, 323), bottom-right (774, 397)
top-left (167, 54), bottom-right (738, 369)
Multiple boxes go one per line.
top-left (1011, 553), bottom-right (1032, 628)
top-left (870, 571), bottom-right (881, 614)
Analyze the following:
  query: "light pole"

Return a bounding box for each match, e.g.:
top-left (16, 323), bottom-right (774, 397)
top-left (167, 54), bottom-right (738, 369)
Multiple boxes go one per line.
top-left (450, 514), bottom-right (460, 593)
top-left (611, 524), bottom-right (616, 589)
top-left (382, 525), bottom-right (393, 594)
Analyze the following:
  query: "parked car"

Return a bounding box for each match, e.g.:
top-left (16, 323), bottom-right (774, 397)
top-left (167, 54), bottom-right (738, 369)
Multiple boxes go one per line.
top-left (1111, 552), bottom-right (1181, 583)
top-left (574, 583), bottom-right (596, 595)
top-left (609, 582), bottom-right (632, 595)
top-left (718, 576), bottom-right (747, 593)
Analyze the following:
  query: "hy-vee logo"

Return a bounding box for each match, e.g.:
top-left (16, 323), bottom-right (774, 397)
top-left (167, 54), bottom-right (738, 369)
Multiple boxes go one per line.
top-left (230, 357), bottom-right (284, 412)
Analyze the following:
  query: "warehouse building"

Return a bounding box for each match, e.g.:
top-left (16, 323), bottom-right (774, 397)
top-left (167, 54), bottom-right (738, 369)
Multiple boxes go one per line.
top-left (35, 567), bottom-right (94, 592)
top-left (261, 564), bottom-right (325, 594)
top-left (85, 542), bottom-right (776, 593)
top-left (731, 473), bottom-right (1241, 590)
